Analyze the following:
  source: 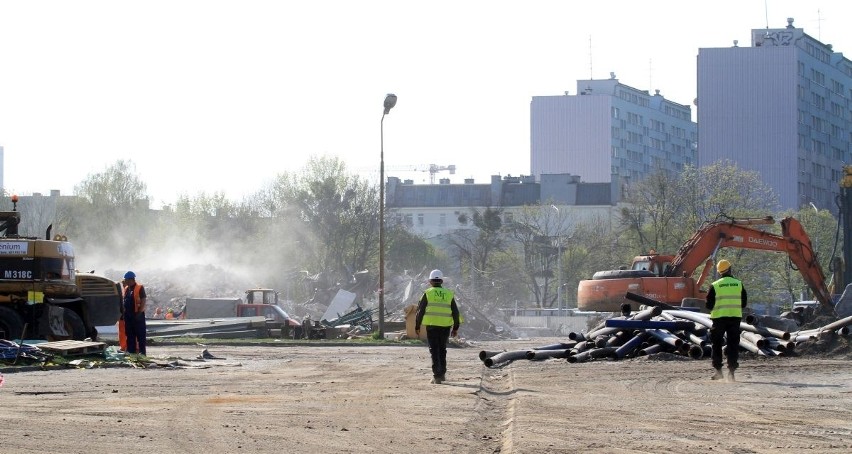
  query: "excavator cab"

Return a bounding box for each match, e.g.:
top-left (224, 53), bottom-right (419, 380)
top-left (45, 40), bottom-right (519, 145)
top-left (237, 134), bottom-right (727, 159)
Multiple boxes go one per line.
top-left (630, 254), bottom-right (674, 277)
top-left (0, 211), bottom-right (20, 237)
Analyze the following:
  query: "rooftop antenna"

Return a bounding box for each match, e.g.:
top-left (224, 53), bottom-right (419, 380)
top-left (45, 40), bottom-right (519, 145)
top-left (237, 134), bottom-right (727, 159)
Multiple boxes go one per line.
top-left (817, 9), bottom-right (823, 40)
top-left (588, 35), bottom-right (593, 79)
top-left (764, 0), bottom-right (769, 29)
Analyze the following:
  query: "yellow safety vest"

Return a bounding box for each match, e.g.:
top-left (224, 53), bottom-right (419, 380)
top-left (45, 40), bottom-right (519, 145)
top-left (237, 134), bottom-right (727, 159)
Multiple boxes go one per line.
top-left (710, 276), bottom-right (743, 318)
top-left (27, 291), bottom-right (45, 305)
top-left (421, 287), bottom-right (456, 327)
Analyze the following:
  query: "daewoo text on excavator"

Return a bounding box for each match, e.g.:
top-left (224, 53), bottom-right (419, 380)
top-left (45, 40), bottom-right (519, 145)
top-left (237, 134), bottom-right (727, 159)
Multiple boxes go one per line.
top-left (577, 216), bottom-right (836, 317)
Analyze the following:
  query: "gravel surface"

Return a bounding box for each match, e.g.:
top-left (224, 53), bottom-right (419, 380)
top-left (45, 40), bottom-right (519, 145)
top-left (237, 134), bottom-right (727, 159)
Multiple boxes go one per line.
top-left (1, 339), bottom-right (851, 453)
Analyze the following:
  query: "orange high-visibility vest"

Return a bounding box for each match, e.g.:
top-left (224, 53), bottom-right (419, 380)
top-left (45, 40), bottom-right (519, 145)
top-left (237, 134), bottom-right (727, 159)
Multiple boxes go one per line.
top-left (122, 284), bottom-right (145, 313)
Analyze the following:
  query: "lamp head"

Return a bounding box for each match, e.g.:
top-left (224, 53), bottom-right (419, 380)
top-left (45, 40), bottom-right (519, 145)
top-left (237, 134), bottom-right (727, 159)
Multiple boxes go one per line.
top-left (383, 93), bottom-right (397, 114)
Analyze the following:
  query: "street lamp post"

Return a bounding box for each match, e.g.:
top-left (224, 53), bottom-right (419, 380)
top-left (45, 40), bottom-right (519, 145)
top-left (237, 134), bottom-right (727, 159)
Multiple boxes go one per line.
top-left (378, 93), bottom-right (397, 337)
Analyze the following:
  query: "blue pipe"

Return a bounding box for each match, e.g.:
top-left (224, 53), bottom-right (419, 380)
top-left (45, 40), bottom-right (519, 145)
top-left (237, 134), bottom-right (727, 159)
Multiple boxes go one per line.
top-left (646, 328), bottom-right (683, 348)
top-left (567, 347), bottom-right (617, 363)
top-left (526, 348), bottom-right (572, 360)
top-left (614, 331), bottom-right (650, 359)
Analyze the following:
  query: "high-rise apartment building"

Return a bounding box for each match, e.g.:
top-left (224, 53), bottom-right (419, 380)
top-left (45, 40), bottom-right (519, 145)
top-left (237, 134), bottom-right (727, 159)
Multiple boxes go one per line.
top-left (530, 76), bottom-right (697, 189)
top-left (697, 18), bottom-right (852, 212)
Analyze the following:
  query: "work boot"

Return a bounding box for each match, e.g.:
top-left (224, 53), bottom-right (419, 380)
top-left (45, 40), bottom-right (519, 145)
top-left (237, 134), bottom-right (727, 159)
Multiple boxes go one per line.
top-left (727, 368), bottom-right (736, 382)
top-left (439, 375), bottom-right (446, 383)
top-left (430, 376), bottom-right (442, 384)
top-left (711, 368), bottom-right (723, 380)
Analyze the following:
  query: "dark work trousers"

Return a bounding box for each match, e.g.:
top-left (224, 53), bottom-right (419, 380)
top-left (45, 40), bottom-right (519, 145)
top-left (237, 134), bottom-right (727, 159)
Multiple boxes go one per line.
top-left (124, 312), bottom-right (147, 355)
top-left (426, 326), bottom-right (451, 379)
top-left (710, 317), bottom-right (741, 370)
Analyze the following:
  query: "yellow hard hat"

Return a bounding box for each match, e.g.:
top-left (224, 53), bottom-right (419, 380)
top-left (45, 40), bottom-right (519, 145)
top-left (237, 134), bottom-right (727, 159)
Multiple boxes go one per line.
top-left (716, 259), bottom-right (731, 274)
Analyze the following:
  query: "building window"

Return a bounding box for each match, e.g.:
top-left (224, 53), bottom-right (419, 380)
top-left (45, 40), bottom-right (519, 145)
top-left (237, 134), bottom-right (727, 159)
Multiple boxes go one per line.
top-left (628, 131), bottom-right (643, 144)
top-left (612, 107), bottom-right (620, 119)
top-left (811, 69), bottom-right (825, 86)
top-left (504, 212), bottom-right (514, 224)
top-left (417, 213), bottom-right (424, 226)
top-left (439, 213), bottom-right (446, 226)
top-left (627, 112), bottom-right (643, 126)
top-left (811, 93), bottom-right (825, 110)
top-left (404, 214), bottom-right (413, 227)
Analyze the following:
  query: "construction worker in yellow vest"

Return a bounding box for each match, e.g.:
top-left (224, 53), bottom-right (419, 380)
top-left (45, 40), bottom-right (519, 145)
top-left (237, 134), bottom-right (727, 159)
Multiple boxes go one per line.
top-left (705, 259), bottom-right (747, 382)
top-left (415, 269), bottom-right (461, 384)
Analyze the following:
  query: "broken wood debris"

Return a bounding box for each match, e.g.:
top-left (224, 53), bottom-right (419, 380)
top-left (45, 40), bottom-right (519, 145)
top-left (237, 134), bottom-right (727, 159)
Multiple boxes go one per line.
top-left (35, 340), bottom-right (107, 356)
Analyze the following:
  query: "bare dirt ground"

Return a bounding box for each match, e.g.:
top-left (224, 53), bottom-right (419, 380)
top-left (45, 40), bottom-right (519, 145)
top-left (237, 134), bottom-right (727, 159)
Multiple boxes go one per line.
top-left (1, 338), bottom-right (851, 454)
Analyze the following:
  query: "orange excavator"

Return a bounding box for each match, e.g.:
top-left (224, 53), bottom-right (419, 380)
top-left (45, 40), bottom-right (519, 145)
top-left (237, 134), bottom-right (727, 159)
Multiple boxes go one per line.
top-left (577, 216), bottom-right (836, 316)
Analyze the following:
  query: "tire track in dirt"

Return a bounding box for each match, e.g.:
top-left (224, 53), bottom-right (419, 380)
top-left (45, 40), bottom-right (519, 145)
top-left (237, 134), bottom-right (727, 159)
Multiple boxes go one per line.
top-left (604, 361), bottom-right (852, 452)
top-left (472, 365), bottom-right (518, 453)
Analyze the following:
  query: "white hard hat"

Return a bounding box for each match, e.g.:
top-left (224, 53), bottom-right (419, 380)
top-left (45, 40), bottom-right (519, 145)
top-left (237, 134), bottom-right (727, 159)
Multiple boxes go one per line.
top-left (429, 269), bottom-right (444, 280)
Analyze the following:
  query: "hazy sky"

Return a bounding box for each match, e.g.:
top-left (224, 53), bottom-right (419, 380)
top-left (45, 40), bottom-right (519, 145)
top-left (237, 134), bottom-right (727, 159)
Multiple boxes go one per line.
top-left (0, 1), bottom-right (849, 208)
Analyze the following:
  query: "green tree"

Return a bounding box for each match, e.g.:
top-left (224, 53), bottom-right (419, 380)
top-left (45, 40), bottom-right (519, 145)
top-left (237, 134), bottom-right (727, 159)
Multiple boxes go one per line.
top-left (449, 207), bottom-right (505, 304)
top-left (503, 204), bottom-right (569, 308)
top-left (386, 225), bottom-right (445, 274)
top-left (258, 155), bottom-right (379, 283)
top-left (621, 161), bottom-right (780, 262)
top-left (763, 206), bottom-right (840, 308)
top-left (74, 159), bottom-right (148, 207)
top-left (678, 161), bottom-right (779, 232)
top-left (619, 169), bottom-right (687, 255)
top-left (68, 160), bottom-right (151, 255)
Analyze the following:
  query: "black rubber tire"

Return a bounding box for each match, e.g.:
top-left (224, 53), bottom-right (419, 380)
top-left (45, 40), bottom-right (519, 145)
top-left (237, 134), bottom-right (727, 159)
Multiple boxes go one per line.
top-left (47, 307), bottom-right (87, 341)
top-left (0, 306), bottom-right (26, 340)
top-left (591, 269), bottom-right (656, 280)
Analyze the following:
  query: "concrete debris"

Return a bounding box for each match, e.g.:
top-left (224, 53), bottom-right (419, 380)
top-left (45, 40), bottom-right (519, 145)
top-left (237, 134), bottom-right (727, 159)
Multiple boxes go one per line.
top-left (110, 264), bottom-right (518, 341)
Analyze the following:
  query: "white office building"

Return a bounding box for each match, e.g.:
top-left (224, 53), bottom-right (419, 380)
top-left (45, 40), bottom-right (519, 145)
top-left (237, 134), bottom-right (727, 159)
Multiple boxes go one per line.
top-left (697, 18), bottom-right (852, 212)
top-left (530, 76), bottom-right (697, 190)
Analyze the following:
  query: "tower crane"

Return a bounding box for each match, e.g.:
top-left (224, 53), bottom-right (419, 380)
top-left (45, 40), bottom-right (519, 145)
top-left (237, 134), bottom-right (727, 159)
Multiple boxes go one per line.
top-left (385, 164), bottom-right (457, 184)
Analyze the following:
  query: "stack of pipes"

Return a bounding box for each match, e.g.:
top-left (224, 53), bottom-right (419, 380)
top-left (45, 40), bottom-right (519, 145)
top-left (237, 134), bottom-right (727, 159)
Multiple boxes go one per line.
top-left (478, 308), bottom-right (852, 368)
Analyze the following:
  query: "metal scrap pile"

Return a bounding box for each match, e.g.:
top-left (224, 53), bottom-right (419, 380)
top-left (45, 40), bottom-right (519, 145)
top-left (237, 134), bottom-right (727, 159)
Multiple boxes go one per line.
top-left (479, 306), bottom-right (852, 368)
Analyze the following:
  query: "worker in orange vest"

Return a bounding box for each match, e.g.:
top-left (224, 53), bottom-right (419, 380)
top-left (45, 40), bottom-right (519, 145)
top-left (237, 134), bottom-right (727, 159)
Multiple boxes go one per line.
top-left (121, 271), bottom-right (148, 355)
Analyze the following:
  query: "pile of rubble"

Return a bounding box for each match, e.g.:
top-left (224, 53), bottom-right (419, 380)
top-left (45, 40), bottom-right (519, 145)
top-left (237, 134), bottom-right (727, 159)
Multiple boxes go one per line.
top-left (109, 265), bottom-right (517, 341)
top-left (479, 306), bottom-right (852, 368)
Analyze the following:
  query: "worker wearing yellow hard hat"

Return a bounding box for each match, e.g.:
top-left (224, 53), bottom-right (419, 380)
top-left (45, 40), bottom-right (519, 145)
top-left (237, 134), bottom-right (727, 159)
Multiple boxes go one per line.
top-left (705, 259), bottom-right (747, 382)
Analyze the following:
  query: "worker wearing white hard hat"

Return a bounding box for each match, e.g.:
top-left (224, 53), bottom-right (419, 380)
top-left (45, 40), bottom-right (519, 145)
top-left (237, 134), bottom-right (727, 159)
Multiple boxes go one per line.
top-left (415, 269), bottom-right (461, 384)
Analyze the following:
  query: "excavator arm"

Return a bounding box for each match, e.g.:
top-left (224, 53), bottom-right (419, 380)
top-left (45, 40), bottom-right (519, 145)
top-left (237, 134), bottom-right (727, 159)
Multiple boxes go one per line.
top-left (667, 216), bottom-right (835, 316)
top-left (780, 217), bottom-right (836, 315)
